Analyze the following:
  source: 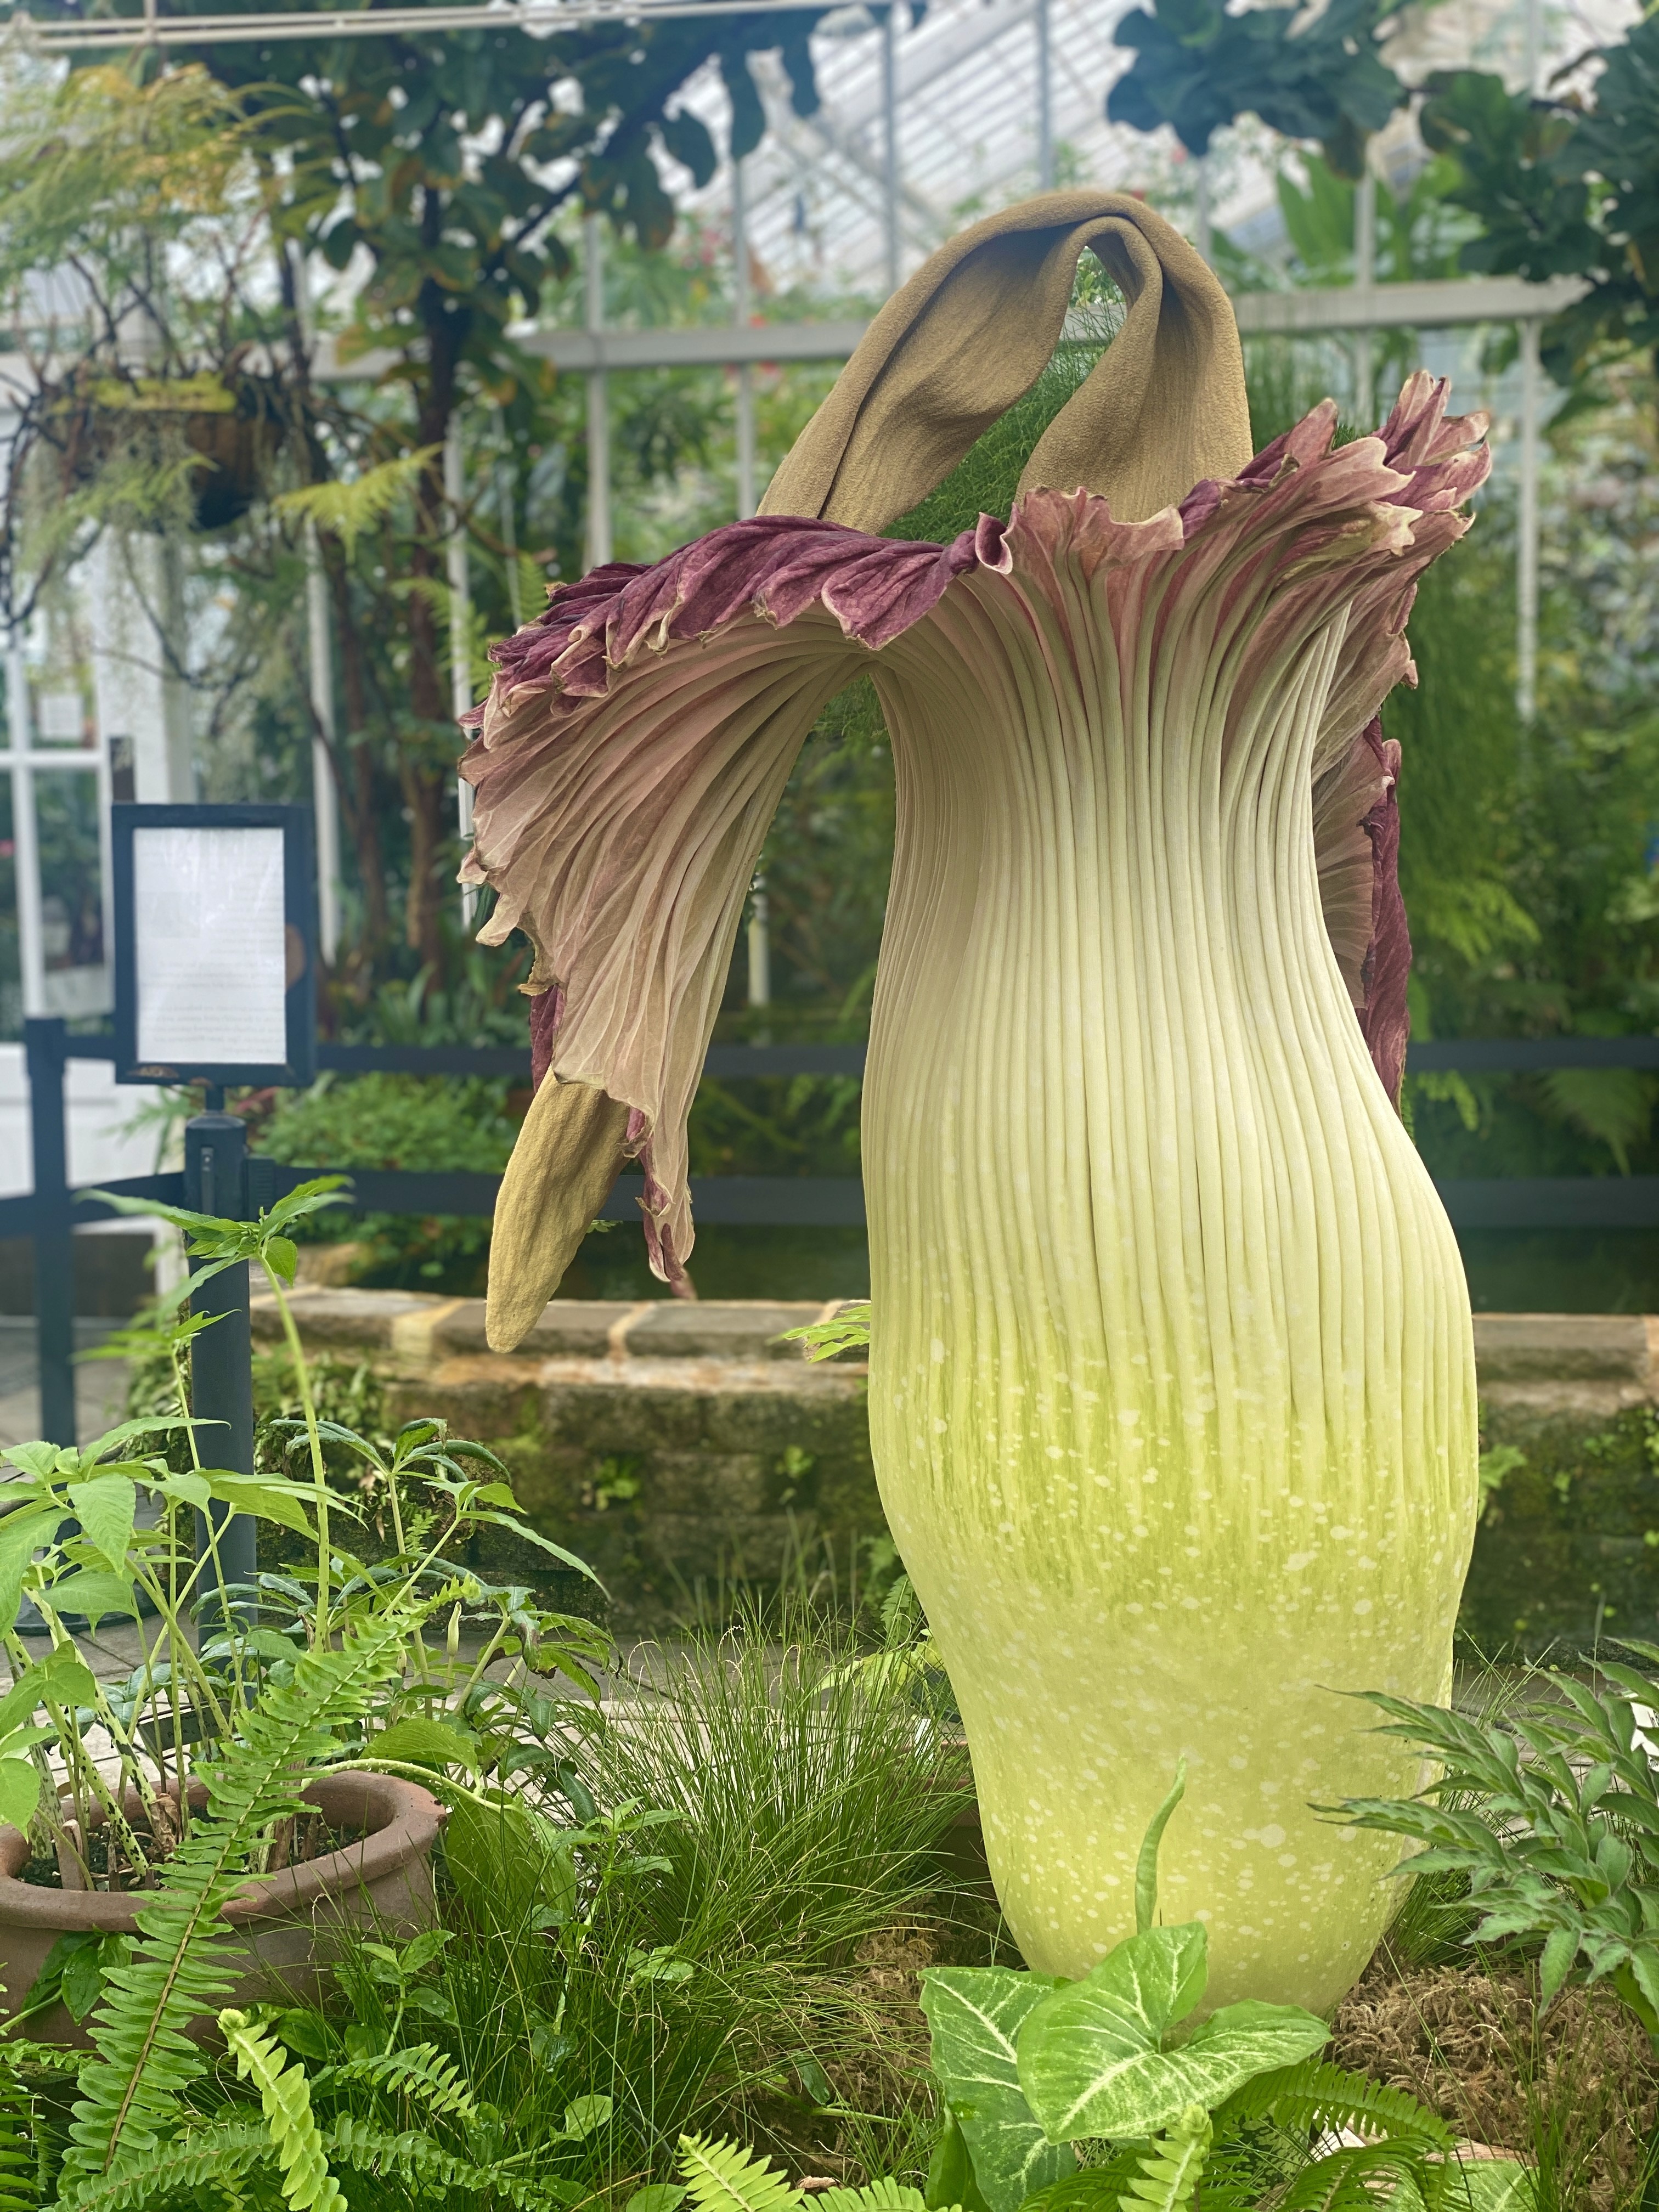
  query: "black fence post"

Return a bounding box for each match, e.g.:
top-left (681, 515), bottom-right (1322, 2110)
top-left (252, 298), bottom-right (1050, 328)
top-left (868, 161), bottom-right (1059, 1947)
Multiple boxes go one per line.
top-left (25, 1017), bottom-right (75, 1446)
top-left (184, 1103), bottom-right (257, 1627)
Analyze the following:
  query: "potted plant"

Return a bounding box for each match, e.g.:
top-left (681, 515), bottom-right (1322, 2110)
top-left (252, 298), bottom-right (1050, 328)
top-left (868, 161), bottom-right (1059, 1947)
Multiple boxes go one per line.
top-left (0, 1177), bottom-right (606, 2053)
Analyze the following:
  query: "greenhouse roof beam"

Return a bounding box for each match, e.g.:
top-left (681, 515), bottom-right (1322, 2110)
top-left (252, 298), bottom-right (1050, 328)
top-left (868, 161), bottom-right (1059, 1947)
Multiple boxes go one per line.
top-left (1233, 273), bottom-right (1588, 334)
top-left (296, 273), bottom-right (1587, 382)
top-left (2, 0), bottom-right (850, 47)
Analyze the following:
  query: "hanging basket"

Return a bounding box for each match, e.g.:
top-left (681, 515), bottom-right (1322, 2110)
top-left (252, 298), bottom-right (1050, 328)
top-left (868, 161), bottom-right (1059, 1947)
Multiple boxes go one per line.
top-left (41, 364), bottom-right (289, 532)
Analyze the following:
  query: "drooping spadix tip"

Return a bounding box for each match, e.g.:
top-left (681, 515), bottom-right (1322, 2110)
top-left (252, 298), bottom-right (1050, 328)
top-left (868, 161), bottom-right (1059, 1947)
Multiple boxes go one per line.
top-left (484, 1077), bottom-right (630, 1352)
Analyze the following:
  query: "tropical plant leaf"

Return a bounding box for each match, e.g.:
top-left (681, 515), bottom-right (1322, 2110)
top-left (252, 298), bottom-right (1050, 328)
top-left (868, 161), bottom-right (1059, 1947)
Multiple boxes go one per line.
top-left (1018, 1927), bottom-right (1326, 2144)
top-left (919, 1968), bottom-right (1076, 2212)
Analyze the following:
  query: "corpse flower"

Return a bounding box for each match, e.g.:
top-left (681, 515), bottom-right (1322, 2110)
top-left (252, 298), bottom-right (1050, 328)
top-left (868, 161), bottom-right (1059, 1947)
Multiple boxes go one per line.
top-left (460, 190), bottom-right (1486, 2012)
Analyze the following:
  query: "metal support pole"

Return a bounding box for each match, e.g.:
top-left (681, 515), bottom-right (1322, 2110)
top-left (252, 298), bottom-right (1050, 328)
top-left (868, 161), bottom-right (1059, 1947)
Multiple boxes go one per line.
top-left (1035, 0), bottom-right (1053, 193)
top-left (25, 1017), bottom-right (75, 1446)
top-left (303, 524), bottom-right (342, 966)
top-left (493, 403), bottom-right (523, 629)
top-left (882, 8), bottom-right (900, 297)
top-left (184, 1105), bottom-right (256, 1628)
top-left (1517, 316), bottom-right (1541, 725)
top-left (1353, 168), bottom-right (1376, 428)
top-left (8, 645), bottom-right (44, 1019)
top-left (444, 424), bottom-right (478, 926)
top-left (584, 214), bottom-right (612, 571)
top-left (732, 160), bottom-right (758, 520)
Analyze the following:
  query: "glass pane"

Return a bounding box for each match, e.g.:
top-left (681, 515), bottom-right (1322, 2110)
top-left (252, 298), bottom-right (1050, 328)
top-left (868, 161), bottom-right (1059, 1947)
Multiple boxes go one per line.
top-left (36, 765), bottom-right (109, 1018)
top-left (0, 774), bottom-right (19, 1042)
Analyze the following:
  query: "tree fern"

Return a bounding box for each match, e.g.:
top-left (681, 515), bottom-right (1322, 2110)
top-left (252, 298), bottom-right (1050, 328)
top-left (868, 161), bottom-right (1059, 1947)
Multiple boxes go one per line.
top-left (60, 1592), bottom-right (432, 2187)
top-left (676, 2135), bottom-right (802, 2212)
top-left (309, 2042), bottom-right (477, 2124)
top-left (221, 2011), bottom-right (345, 2212)
top-left (1117, 2108), bottom-right (1211, 2212)
top-left (324, 2116), bottom-right (572, 2210)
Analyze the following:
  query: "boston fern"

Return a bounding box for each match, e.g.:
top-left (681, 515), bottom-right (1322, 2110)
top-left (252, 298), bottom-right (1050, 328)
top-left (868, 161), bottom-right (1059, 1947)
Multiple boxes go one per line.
top-left (55, 1587), bottom-right (439, 2194)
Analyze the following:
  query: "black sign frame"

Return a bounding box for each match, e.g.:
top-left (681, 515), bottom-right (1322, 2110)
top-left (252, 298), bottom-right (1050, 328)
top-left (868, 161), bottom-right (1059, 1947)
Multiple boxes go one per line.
top-left (112, 803), bottom-right (317, 1088)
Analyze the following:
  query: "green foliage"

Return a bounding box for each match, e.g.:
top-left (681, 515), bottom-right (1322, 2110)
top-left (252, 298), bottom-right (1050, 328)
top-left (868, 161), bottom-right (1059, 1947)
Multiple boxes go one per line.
top-left (1421, 17), bottom-right (1659, 389)
top-left (0, 2062), bottom-right (37, 2212)
top-left (1116, 2107), bottom-right (1210, 2212)
top-left (1108, 0), bottom-right (1404, 176)
top-left (59, 1591), bottom-right (431, 2183)
top-left (220, 2008), bottom-right (347, 2211)
top-left (679, 2132), bottom-right (803, 2212)
top-left (781, 1303), bottom-right (872, 1364)
top-left (274, 446), bottom-right (442, 558)
top-left (888, 297), bottom-right (1119, 545)
top-left (49, 2120), bottom-right (274, 2211)
top-left (252, 1071), bottom-right (522, 1288)
top-left (1340, 1647), bottom-right (1659, 2039)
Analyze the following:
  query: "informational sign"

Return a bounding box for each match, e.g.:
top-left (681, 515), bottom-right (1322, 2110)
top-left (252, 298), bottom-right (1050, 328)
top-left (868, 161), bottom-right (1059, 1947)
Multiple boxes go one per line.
top-left (133, 826), bottom-right (287, 1066)
top-left (112, 803), bottom-right (316, 1088)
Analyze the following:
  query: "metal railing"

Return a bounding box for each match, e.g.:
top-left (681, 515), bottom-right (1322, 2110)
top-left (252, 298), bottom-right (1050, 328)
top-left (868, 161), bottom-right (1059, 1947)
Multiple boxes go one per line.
top-left (9, 1015), bottom-right (1659, 1443)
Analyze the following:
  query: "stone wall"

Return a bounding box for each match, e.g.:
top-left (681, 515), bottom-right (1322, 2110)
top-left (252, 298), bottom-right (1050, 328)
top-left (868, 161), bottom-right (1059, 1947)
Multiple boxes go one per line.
top-left (253, 1290), bottom-right (1659, 1650)
top-left (251, 1291), bottom-right (876, 1628)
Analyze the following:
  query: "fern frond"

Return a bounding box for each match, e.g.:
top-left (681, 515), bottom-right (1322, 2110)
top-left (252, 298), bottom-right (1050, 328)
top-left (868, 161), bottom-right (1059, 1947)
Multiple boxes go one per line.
top-left (48, 2120), bottom-right (273, 2210)
top-left (1118, 2109), bottom-right (1210, 2212)
top-left (325, 2117), bottom-right (571, 2211)
top-left (0, 2062), bottom-right (38, 2212)
top-left (221, 2010), bottom-right (345, 2212)
top-left (1272, 2142), bottom-right (1430, 2211)
top-left (1223, 2059), bottom-right (1453, 2151)
top-left (309, 2041), bottom-right (477, 2123)
top-left (814, 2182), bottom-right (928, 2212)
top-left (0, 2041), bottom-right (80, 2075)
top-left (274, 447), bottom-right (441, 557)
top-left (62, 1593), bottom-right (429, 2181)
top-left (677, 2134), bottom-right (801, 2212)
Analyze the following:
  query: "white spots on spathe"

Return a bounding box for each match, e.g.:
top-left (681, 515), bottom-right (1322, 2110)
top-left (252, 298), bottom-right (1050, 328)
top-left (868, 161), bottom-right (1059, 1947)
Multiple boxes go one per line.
top-left (1353, 1597), bottom-right (1374, 1615)
top-left (930, 1337), bottom-right (946, 1363)
top-left (1285, 1551), bottom-right (1317, 1573)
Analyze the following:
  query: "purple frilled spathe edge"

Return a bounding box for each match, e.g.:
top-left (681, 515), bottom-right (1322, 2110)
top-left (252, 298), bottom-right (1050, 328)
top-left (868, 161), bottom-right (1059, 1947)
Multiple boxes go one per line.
top-left (477, 512), bottom-right (1008, 716)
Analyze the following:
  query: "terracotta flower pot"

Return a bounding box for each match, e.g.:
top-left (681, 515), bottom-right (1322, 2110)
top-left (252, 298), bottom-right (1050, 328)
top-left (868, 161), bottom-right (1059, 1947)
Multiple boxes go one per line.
top-left (0, 1770), bottom-right (442, 2047)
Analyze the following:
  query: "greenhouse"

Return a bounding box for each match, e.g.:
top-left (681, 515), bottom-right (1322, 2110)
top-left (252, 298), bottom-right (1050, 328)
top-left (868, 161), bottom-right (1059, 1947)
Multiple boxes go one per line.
top-left (0, 0), bottom-right (1657, 2199)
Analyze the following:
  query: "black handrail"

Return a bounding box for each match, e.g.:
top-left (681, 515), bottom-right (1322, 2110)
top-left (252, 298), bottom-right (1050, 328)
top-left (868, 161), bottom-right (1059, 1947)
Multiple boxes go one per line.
top-left (16, 1018), bottom-right (1659, 1446)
